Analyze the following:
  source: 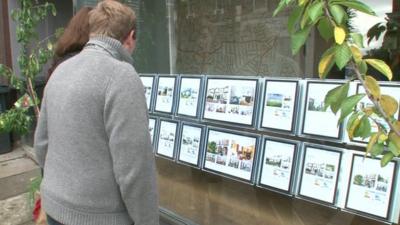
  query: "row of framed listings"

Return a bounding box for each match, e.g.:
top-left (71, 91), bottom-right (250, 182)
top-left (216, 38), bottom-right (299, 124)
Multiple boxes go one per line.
top-left (140, 74), bottom-right (400, 144)
top-left (148, 116), bottom-right (400, 223)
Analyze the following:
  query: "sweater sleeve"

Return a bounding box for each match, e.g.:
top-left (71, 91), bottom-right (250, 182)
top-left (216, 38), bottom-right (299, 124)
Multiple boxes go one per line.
top-left (34, 94), bottom-right (48, 168)
top-left (104, 67), bottom-right (159, 225)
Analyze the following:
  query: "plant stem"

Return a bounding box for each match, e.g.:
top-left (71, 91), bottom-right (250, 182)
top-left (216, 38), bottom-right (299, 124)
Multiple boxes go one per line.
top-left (27, 78), bottom-right (40, 119)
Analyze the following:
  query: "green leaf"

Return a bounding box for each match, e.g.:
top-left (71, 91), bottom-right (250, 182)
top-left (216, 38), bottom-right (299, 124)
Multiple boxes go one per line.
top-left (338, 94), bottom-right (366, 123)
top-left (329, 4), bottom-right (346, 25)
top-left (334, 0), bottom-right (376, 16)
top-left (350, 33), bottom-right (364, 48)
top-left (317, 17), bottom-right (333, 41)
top-left (308, 1), bottom-right (324, 23)
top-left (365, 59), bottom-right (393, 80)
top-left (291, 26), bottom-right (312, 55)
top-left (354, 115), bottom-right (371, 139)
top-left (324, 82), bottom-right (349, 113)
top-left (388, 141), bottom-right (400, 157)
top-left (288, 6), bottom-right (304, 34)
top-left (274, 0), bottom-right (293, 16)
top-left (347, 112), bottom-right (359, 131)
top-left (318, 46), bottom-right (336, 78)
top-left (358, 60), bottom-right (368, 74)
top-left (366, 132), bottom-right (380, 154)
top-left (335, 43), bottom-right (352, 70)
top-left (381, 152), bottom-right (394, 167)
top-left (380, 95), bottom-right (399, 117)
top-left (370, 143), bottom-right (384, 157)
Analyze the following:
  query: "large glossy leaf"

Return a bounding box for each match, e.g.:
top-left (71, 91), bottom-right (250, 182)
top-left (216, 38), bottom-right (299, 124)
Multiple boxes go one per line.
top-left (318, 47), bottom-right (336, 78)
top-left (291, 26), bottom-right (312, 55)
top-left (324, 82), bottom-right (349, 113)
top-left (329, 4), bottom-right (346, 25)
top-left (335, 43), bottom-right (352, 70)
top-left (338, 93), bottom-right (366, 123)
top-left (308, 1), bottom-right (324, 23)
top-left (364, 76), bottom-right (381, 99)
top-left (334, 26), bottom-right (346, 45)
top-left (288, 6), bottom-right (304, 34)
top-left (317, 18), bottom-right (333, 41)
top-left (354, 115), bottom-right (371, 139)
top-left (334, 0), bottom-right (376, 16)
top-left (365, 59), bottom-right (393, 80)
top-left (380, 95), bottom-right (398, 117)
top-left (381, 152), bottom-right (394, 167)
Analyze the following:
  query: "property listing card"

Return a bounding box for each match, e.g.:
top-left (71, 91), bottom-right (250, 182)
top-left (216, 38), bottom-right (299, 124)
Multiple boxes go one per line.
top-left (303, 82), bottom-right (342, 139)
top-left (262, 80), bottom-right (297, 132)
top-left (204, 78), bottom-right (257, 126)
top-left (156, 120), bottom-right (177, 158)
top-left (178, 124), bottom-right (203, 165)
top-left (177, 77), bottom-right (201, 117)
top-left (259, 139), bottom-right (296, 192)
top-left (299, 146), bottom-right (342, 204)
top-left (140, 76), bottom-right (154, 110)
top-left (148, 118), bottom-right (156, 145)
top-left (204, 129), bottom-right (258, 181)
top-left (155, 77), bottom-right (176, 113)
top-left (346, 155), bottom-right (396, 218)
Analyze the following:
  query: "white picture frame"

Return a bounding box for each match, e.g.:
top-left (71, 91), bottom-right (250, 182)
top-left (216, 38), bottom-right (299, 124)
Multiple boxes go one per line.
top-left (177, 76), bottom-right (203, 118)
top-left (298, 145), bottom-right (342, 204)
top-left (302, 81), bottom-right (344, 139)
top-left (177, 123), bottom-right (204, 167)
top-left (345, 155), bottom-right (397, 219)
top-left (203, 128), bottom-right (259, 182)
top-left (156, 119), bottom-right (178, 159)
top-left (203, 77), bottom-right (259, 126)
top-left (155, 76), bottom-right (176, 114)
top-left (258, 137), bottom-right (298, 193)
top-left (140, 75), bottom-right (155, 111)
top-left (261, 79), bottom-right (299, 133)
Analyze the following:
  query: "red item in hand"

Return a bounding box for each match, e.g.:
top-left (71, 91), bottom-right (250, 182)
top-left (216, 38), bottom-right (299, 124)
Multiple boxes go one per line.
top-left (32, 198), bottom-right (41, 221)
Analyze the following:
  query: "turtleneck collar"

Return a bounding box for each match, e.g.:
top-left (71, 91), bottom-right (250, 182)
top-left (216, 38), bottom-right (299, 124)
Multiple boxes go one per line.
top-left (85, 35), bottom-right (133, 64)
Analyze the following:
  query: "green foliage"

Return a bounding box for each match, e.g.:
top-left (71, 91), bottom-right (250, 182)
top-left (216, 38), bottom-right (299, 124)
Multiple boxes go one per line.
top-left (28, 176), bottom-right (42, 208)
top-left (274, 0), bottom-right (399, 166)
top-left (0, 0), bottom-right (56, 135)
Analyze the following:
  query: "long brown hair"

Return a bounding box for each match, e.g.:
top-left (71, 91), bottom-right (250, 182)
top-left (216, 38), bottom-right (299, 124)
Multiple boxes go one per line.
top-left (47, 7), bottom-right (92, 80)
top-left (55, 7), bottom-right (93, 57)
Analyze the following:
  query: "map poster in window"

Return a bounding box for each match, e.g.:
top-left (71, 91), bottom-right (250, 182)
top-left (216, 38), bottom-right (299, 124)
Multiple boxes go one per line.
top-left (203, 78), bottom-right (258, 126)
top-left (299, 145), bottom-right (342, 204)
top-left (177, 123), bottom-right (204, 166)
top-left (156, 120), bottom-right (178, 159)
top-left (177, 77), bottom-right (202, 118)
top-left (345, 155), bottom-right (396, 219)
top-left (259, 138), bottom-right (297, 192)
top-left (302, 81), bottom-right (343, 139)
top-left (352, 84), bottom-right (400, 143)
top-left (140, 75), bottom-right (155, 110)
top-left (261, 80), bottom-right (298, 132)
top-left (204, 128), bottom-right (258, 182)
top-left (155, 76), bottom-right (176, 114)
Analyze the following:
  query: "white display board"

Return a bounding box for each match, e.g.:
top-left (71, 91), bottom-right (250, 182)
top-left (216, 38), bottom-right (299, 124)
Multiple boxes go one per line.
top-left (177, 77), bottom-right (202, 118)
top-left (204, 128), bottom-right (258, 182)
top-left (261, 80), bottom-right (298, 133)
top-left (203, 78), bottom-right (258, 126)
top-left (156, 120), bottom-right (178, 159)
top-left (345, 155), bottom-right (397, 219)
top-left (258, 138), bottom-right (298, 192)
top-left (299, 145), bottom-right (342, 204)
top-left (178, 123), bottom-right (204, 166)
top-left (140, 75), bottom-right (155, 110)
top-left (148, 117), bottom-right (156, 145)
top-left (155, 76), bottom-right (176, 114)
top-left (302, 81), bottom-right (343, 139)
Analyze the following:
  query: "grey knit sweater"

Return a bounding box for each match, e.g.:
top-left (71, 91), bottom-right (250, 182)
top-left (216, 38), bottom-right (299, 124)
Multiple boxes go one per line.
top-left (34, 36), bottom-right (159, 225)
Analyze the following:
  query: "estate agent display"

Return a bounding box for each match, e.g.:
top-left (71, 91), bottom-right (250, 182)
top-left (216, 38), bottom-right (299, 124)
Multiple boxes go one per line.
top-left (144, 74), bottom-right (400, 224)
top-left (140, 75), bottom-right (155, 110)
top-left (203, 78), bottom-right (258, 126)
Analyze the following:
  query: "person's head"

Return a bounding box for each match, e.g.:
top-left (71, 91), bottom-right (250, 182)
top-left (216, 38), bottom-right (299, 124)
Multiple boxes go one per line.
top-left (89, 0), bottom-right (137, 53)
top-left (55, 7), bottom-right (93, 57)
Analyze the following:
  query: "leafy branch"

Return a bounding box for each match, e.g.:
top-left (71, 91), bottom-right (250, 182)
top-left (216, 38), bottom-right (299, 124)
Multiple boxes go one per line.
top-left (274, 0), bottom-right (400, 166)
